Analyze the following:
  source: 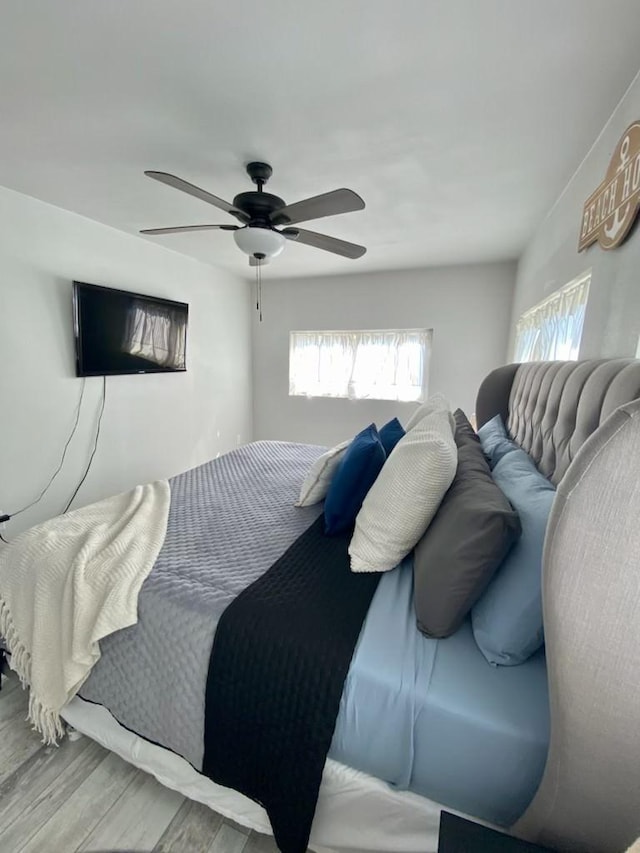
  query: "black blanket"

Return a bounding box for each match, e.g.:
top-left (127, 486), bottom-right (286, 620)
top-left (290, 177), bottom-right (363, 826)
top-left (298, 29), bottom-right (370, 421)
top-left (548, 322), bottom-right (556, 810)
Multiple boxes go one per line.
top-left (202, 515), bottom-right (380, 853)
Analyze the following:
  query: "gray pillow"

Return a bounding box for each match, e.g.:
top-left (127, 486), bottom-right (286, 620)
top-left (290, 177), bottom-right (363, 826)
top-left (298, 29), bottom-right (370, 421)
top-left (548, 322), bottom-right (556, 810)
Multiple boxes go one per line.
top-left (414, 410), bottom-right (522, 638)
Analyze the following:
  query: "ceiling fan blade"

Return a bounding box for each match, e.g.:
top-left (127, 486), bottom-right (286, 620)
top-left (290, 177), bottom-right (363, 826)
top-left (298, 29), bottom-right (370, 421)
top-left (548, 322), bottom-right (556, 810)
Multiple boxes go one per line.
top-left (140, 224), bottom-right (239, 235)
top-left (270, 188), bottom-right (364, 227)
top-left (144, 171), bottom-right (249, 222)
top-left (249, 256), bottom-right (270, 266)
top-left (281, 227), bottom-right (366, 259)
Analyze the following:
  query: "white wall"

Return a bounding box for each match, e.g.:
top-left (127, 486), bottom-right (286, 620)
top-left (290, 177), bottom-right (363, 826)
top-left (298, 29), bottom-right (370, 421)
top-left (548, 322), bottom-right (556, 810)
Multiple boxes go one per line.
top-left (511, 70), bottom-right (640, 358)
top-left (0, 186), bottom-right (252, 534)
top-left (252, 263), bottom-right (515, 446)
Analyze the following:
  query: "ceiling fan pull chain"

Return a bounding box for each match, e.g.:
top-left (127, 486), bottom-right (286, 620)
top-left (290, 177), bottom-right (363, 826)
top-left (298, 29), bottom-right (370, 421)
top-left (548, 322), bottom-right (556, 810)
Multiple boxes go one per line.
top-left (254, 252), bottom-right (266, 322)
top-left (254, 261), bottom-right (263, 322)
top-left (255, 266), bottom-right (259, 312)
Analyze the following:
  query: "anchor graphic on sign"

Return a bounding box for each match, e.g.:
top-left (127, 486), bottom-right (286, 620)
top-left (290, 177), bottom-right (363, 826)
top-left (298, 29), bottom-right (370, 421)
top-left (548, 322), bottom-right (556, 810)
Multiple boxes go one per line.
top-left (579, 120), bottom-right (640, 252)
top-left (604, 135), bottom-right (632, 243)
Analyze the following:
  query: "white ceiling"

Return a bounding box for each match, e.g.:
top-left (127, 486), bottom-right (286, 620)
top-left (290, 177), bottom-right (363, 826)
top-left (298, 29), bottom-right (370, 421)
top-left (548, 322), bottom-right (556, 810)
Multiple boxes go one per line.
top-left (1, 1), bottom-right (640, 280)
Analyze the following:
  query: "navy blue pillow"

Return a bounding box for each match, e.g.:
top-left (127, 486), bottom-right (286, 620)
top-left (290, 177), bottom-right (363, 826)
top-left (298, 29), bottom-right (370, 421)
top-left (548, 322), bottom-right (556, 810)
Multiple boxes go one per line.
top-left (324, 424), bottom-right (386, 536)
top-left (378, 417), bottom-right (405, 456)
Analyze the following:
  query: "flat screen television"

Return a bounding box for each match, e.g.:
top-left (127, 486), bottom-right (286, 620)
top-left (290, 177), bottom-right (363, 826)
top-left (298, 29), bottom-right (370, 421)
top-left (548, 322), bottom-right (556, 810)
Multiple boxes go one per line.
top-left (73, 282), bottom-right (188, 377)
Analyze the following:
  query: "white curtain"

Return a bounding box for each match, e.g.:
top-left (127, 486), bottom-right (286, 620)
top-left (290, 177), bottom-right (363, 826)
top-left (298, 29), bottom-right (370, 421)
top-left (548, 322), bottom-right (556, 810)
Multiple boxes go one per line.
top-left (514, 274), bottom-right (590, 363)
top-left (289, 329), bottom-right (431, 402)
top-left (123, 300), bottom-right (187, 368)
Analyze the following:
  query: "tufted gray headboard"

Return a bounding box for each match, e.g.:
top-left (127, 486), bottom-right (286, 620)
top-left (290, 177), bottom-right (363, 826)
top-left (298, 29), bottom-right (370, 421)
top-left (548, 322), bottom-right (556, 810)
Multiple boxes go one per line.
top-left (475, 359), bottom-right (640, 484)
top-left (474, 360), bottom-right (640, 850)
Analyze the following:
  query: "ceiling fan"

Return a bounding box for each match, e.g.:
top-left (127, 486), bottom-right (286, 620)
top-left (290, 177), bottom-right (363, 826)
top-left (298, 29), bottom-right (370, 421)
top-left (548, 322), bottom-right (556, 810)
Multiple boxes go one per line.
top-left (140, 162), bottom-right (366, 266)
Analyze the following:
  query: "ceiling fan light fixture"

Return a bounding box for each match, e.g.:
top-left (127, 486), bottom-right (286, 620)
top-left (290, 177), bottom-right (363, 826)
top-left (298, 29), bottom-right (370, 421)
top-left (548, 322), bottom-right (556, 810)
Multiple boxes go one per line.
top-left (233, 226), bottom-right (285, 259)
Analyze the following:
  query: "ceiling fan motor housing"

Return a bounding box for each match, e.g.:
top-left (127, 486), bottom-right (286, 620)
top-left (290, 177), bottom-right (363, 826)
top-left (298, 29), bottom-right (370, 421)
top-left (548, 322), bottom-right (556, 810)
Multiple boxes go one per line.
top-left (232, 191), bottom-right (285, 226)
top-left (233, 161), bottom-right (286, 230)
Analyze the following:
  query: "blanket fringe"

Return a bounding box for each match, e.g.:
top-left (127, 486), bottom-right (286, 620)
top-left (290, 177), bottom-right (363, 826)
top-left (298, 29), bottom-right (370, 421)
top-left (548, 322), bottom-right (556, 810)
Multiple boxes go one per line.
top-left (0, 597), bottom-right (65, 744)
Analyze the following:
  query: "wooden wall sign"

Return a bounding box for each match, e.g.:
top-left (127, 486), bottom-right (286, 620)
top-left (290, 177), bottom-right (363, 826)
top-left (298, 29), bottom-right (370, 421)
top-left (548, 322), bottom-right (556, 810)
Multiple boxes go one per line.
top-left (579, 121), bottom-right (640, 251)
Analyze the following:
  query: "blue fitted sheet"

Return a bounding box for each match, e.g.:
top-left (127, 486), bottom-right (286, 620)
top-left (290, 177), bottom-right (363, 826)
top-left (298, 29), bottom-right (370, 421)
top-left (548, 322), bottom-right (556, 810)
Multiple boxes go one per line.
top-left (330, 557), bottom-right (549, 827)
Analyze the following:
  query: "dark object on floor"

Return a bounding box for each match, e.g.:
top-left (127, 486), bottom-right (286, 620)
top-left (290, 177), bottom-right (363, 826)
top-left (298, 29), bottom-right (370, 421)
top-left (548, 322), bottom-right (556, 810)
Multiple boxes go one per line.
top-left (203, 515), bottom-right (380, 853)
top-left (0, 648), bottom-right (7, 689)
top-left (438, 811), bottom-right (555, 852)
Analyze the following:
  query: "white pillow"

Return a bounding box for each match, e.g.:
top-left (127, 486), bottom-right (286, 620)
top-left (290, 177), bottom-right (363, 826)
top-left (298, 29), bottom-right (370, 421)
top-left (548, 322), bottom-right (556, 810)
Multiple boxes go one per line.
top-left (349, 408), bottom-right (457, 572)
top-left (295, 440), bottom-right (350, 507)
top-left (404, 393), bottom-right (451, 431)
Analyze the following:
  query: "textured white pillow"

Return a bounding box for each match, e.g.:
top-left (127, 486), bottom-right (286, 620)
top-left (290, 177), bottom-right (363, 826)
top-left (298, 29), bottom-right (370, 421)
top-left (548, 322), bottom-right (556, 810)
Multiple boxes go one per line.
top-left (404, 393), bottom-right (451, 431)
top-left (349, 408), bottom-right (457, 572)
top-left (295, 440), bottom-right (350, 507)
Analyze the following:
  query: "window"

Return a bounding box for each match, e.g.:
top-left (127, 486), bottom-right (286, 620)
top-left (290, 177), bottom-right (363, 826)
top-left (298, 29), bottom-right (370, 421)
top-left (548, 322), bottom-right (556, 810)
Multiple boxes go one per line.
top-left (289, 328), bottom-right (432, 402)
top-left (514, 272), bottom-right (591, 363)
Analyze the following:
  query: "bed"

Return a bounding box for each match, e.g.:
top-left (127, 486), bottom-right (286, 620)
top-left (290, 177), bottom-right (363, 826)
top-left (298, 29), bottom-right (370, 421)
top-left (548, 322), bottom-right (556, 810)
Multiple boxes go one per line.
top-left (5, 358), bottom-right (640, 853)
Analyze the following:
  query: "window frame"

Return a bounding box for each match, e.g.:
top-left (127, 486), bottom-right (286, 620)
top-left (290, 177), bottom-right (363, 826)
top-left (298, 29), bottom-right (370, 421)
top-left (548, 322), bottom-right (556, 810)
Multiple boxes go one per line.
top-left (513, 271), bottom-right (591, 363)
top-left (288, 327), bottom-right (433, 403)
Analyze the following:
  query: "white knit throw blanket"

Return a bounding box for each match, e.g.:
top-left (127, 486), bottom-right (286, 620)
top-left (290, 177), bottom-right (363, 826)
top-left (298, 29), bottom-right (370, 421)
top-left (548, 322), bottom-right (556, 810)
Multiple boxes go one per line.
top-left (0, 480), bottom-right (170, 744)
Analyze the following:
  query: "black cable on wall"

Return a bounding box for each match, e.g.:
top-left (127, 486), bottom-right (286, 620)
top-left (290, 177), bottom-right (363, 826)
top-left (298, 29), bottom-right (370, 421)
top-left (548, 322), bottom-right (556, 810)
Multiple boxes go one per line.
top-left (0, 376), bottom-right (107, 544)
top-left (63, 375), bottom-right (107, 514)
top-left (9, 378), bottom-right (87, 520)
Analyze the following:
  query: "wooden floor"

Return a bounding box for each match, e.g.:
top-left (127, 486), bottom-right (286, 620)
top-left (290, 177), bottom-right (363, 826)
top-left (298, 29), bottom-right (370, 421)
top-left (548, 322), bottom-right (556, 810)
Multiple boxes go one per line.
top-left (0, 672), bottom-right (294, 853)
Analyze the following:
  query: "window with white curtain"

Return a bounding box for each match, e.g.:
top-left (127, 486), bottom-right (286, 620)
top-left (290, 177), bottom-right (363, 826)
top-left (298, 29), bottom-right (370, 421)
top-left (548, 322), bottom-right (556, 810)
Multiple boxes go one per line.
top-left (513, 272), bottom-right (591, 363)
top-left (289, 328), bottom-right (432, 402)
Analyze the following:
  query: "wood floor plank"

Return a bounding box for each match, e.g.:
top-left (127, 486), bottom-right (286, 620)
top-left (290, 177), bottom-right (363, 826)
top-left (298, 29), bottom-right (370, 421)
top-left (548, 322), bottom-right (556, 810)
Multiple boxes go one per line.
top-left (154, 798), bottom-right (224, 853)
top-left (0, 695), bottom-right (46, 786)
top-left (17, 750), bottom-right (139, 853)
top-left (223, 817), bottom-right (250, 837)
top-left (0, 734), bottom-right (105, 849)
top-left (0, 679), bottom-right (29, 727)
top-left (209, 823), bottom-right (249, 853)
top-left (0, 671), bottom-right (19, 697)
top-left (79, 767), bottom-right (184, 852)
top-left (242, 831), bottom-right (282, 853)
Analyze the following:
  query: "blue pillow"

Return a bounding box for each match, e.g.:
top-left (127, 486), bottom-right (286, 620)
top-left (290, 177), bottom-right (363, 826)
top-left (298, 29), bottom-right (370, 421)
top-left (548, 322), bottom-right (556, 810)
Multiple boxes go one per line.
top-left (471, 448), bottom-right (556, 665)
top-left (324, 424), bottom-right (386, 536)
top-left (378, 417), bottom-right (405, 456)
top-left (477, 414), bottom-right (518, 468)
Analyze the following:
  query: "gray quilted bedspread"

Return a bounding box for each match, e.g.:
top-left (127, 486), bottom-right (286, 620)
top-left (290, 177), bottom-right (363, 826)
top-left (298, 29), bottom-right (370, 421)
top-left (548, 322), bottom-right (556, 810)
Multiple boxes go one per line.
top-left (79, 440), bottom-right (324, 769)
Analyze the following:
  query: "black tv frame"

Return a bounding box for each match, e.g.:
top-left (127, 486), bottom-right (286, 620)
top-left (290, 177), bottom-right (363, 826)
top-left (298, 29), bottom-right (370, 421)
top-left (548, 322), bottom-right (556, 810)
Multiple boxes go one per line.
top-left (72, 281), bottom-right (189, 377)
